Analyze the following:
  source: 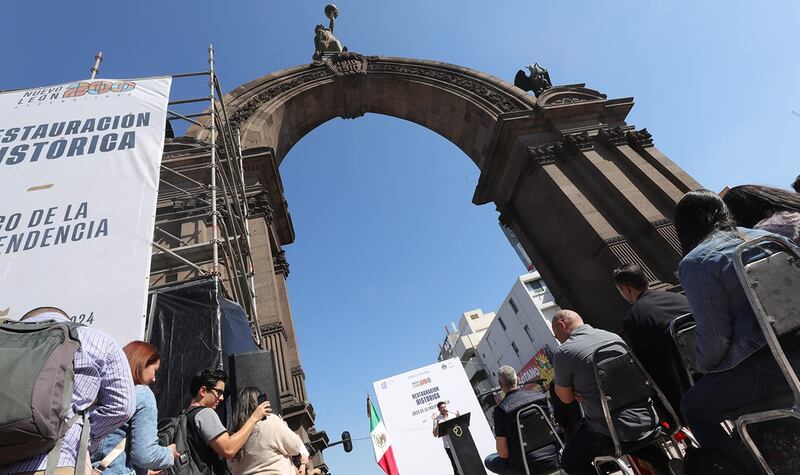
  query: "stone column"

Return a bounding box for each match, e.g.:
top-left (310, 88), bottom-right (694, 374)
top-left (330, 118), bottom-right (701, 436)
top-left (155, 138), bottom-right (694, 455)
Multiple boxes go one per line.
top-left (291, 365), bottom-right (308, 402)
top-left (259, 321), bottom-right (291, 394)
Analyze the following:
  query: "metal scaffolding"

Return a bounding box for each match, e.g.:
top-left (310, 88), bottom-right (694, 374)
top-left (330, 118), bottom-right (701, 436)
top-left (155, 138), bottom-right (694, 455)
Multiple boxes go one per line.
top-left (152, 45), bottom-right (261, 344)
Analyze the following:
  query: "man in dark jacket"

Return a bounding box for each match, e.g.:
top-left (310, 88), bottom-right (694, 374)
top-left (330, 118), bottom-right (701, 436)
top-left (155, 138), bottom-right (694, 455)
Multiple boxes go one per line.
top-left (484, 366), bottom-right (560, 475)
top-left (614, 263), bottom-right (692, 418)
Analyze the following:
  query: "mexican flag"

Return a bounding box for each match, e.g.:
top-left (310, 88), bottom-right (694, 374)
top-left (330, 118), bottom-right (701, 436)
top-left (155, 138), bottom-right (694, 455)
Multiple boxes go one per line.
top-left (368, 396), bottom-right (400, 475)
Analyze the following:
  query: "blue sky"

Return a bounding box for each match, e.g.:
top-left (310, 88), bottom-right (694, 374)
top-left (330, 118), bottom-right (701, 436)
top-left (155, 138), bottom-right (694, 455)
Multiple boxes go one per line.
top-left (4, 1), bottom-right (799, 473)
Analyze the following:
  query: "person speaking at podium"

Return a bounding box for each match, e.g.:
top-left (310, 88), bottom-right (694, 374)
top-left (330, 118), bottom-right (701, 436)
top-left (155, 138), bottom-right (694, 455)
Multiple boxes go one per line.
top-left (432, 401), bottom-right (460, 474)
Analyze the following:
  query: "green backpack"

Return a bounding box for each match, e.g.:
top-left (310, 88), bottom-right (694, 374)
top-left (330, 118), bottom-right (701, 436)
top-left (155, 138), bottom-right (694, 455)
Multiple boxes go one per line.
top-left (0, 320), bottom-right (92, 473)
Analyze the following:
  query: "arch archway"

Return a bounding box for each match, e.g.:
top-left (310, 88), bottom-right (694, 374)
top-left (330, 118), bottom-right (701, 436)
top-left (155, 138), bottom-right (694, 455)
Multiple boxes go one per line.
top-left (184, 53), bottom-right (702, 468)
top-left (191, 53), bottom-right (700, 331)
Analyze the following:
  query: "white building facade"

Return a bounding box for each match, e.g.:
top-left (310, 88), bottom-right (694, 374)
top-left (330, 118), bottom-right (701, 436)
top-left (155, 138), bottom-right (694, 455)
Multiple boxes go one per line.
top-left (477, 271), bottom-right (561, 392)
top-left (437, 309), bottom-right (495, 396)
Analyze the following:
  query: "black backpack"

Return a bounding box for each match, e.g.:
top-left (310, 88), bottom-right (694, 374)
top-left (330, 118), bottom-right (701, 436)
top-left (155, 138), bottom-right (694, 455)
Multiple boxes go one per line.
top-left (158, 407), bottom-right (228, 475)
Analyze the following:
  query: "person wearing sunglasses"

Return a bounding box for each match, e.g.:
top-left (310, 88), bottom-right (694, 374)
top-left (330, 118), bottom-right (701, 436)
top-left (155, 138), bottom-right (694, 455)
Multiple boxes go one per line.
top-left (183, 369), bottom-right (271, 474)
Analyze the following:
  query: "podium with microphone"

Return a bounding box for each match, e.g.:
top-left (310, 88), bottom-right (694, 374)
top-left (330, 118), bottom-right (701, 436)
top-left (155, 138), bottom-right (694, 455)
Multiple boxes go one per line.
top-left (437, 412), bottom-right (487, 475)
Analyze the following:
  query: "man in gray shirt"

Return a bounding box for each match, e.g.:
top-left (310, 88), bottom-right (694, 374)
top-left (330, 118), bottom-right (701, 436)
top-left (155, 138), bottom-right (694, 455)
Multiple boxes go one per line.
top-left (551, 310), bottom-right (668, 475)
top-left (184, 369), bottom-right (270, 474)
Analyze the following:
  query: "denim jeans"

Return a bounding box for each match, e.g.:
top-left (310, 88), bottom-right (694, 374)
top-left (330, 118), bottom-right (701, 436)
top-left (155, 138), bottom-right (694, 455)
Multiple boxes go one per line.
top-left (484, 444), bottom-right (559, 475)
top-left (484, 454), bottom-right (524, 475)
top-left (680, 346), bottom-right (800, 470)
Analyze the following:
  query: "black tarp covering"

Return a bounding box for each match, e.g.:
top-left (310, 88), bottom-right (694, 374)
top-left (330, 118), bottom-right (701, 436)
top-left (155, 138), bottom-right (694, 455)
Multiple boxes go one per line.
top-left (146, 277), bottom-right (258, 420)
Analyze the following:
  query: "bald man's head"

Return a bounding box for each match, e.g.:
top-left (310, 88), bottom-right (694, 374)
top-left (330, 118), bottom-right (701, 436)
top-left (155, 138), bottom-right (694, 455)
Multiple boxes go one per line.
top-left (551, 310), bottom-right (584, 343)
top-left (20, 307), bottom-right (68, 321)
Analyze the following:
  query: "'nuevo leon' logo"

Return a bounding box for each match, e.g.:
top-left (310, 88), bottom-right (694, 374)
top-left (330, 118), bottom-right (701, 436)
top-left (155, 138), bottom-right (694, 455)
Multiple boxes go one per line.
top-left (63, 81), bottom-right (136, 98)
top-left (15, 80), bottom-right (137, 106)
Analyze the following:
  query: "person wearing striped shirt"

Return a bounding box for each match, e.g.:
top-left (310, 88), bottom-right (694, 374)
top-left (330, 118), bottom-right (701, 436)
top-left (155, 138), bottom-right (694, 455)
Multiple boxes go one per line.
top-left (0, 307), bottom-right (136, 475)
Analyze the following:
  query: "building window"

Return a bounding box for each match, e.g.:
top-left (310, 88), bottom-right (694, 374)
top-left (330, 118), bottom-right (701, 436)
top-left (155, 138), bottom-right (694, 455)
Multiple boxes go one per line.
top-left (470, 313), bottom-right (479, 320)
top-left (498, 316), bottom-right (507, 331)
top-left (511, 341), bottom-right (520, 357)
top-left (526, 279), bottom-right (546, 295)
top-left (523, 325), bottom-right (533, 342)
top-left (509, 298), bottom-right (519, 314)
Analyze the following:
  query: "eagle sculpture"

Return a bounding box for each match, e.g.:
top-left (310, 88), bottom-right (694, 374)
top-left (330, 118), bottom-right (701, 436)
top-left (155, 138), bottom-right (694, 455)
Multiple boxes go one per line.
top-left (514, 63), bottom-right (552, 97)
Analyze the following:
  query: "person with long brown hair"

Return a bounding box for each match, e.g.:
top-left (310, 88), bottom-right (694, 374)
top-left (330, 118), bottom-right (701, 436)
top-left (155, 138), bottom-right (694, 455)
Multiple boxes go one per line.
top-left (228, 387), bottom-right (308, 475)
top-left (91, 341), bottom-right (179, 475)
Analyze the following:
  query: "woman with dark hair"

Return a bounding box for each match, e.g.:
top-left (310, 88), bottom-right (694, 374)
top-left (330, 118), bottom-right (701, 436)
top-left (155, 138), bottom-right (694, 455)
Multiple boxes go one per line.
top-left (674, 190), bottom-right (800, 472)
top-left (91, 341), bottom-right (178, 474)
top-left (722, 184), bottom-right (800, 244)
top-left (228, 387), bottom-right (309, 475)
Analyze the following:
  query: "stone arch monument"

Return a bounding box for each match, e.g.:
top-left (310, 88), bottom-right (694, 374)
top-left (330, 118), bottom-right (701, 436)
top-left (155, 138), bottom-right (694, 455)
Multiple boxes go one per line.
top-left (182, 51), bottom-right (701, 470)
top-left (190, 52), bottom-right (700, 330)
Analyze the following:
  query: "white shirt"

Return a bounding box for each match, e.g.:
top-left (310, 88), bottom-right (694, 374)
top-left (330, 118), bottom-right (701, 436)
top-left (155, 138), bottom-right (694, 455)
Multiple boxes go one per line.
top-left (433, 411), bottom-right (459, 449)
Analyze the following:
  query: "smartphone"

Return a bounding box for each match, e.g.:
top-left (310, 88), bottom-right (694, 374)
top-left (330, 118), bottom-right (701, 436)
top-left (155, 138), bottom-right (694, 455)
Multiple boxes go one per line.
top-left (257, 393), bottom-right (269, 420)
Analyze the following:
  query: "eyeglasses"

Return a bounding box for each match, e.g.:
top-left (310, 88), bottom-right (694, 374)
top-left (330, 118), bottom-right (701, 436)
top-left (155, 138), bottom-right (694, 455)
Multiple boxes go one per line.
top-left (207, 387), bottom-right (225, 398)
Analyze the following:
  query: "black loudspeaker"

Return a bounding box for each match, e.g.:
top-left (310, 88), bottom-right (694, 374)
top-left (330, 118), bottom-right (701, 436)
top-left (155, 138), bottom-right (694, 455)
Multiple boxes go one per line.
top-left (228, 350), bottom-right (282, 416)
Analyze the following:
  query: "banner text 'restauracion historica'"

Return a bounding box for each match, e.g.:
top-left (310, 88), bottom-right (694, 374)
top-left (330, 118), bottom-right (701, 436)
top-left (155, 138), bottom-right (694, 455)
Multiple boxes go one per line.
top-left (0, 113), bottom-right (151, 165)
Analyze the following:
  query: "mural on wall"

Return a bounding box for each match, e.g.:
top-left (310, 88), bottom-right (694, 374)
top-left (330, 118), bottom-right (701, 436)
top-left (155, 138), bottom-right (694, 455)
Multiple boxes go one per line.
top-left (518, 347), bottom-right (555, 393)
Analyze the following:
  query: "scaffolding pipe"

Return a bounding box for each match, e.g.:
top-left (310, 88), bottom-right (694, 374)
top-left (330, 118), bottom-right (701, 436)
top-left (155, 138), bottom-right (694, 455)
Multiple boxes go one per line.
top-left (209, 44), bottom-right (223, 370)
top-left (213, 159), bottom-right (253, 315)
top-left (168, 96), bottom-right (213, 106)
top-left (215, 180), bottom-right (246, 305)
top-left (238, 128), bottom-right (261, 345)
top-left (171, 71), bottom-right (211, 79)
top-left (151, 241), bottom-right (208, 275)
top-left (208, 80), bottom-right (259, 341)
top-left (90, 52), bottom-right (103, 80)
top-left (154, 226), bottom-right (194, 248)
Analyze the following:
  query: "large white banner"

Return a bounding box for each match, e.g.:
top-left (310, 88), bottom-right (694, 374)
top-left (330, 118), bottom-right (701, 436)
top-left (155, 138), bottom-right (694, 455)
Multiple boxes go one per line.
top-left (0, 77), bottom-right (172, 344)
top-left (373, 358), bottom-right (496, 474)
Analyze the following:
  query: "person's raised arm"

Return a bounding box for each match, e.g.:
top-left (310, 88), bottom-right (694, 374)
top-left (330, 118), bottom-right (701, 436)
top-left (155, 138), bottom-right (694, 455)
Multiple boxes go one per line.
top-left (209, 402), bottom-right (270, 459)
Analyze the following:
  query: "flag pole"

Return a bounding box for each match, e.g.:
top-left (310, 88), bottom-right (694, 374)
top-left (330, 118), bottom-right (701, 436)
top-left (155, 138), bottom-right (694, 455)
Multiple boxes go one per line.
top-left (89, 52), bottom-right (103, 80)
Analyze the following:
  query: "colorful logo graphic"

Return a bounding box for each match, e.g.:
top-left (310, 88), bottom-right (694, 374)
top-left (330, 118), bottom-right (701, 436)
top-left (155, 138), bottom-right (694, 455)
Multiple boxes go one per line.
top-left (519, 347), bottom-right (555, 392)
top-left (63, 80), bottom-right (136, 98)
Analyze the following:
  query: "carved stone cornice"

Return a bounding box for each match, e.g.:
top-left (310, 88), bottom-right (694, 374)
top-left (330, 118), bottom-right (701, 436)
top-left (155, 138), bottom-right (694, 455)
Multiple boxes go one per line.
top-left (273, 250), bottom-right (290, 278)
top-left (527, 144), bottom-right (557, 166)
top-left (260, 321), bottom-right (287, 339)
top-left (291, 365), bottom-right (305, 378)
top-left (598, 126), bottom-right (628, 146)
top-left (230, 68), bottom-right (331, 128)
top-left (498, 211), bottom-right (513, 228)
top-left (318, 51), bottom-right (370, 77)
top-left (171, 196), bottom-right (203, 211)
top-left (562, 131), bottom-right (593, 152)
top-left (247, 191), bottom-right (274, 223)
top-left (603, 235), bottom-right (627, 246)
top-left (226, 58), bottom-right (532, 130)
top-left (627, 128), bottom-right (654, 147)
top-left (527, 131), bottom-right (593, 170)
top-left (651, 218), bottom-right (672, 228)
top-left (536, 85), bottom-right (607, 108)
top-left (366, 61), bottom-right (527, 113)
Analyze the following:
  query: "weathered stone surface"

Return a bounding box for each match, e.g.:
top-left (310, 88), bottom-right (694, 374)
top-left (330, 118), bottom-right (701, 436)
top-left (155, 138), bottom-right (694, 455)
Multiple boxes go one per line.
top-left (186, 56), bottom-right (702, 333)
